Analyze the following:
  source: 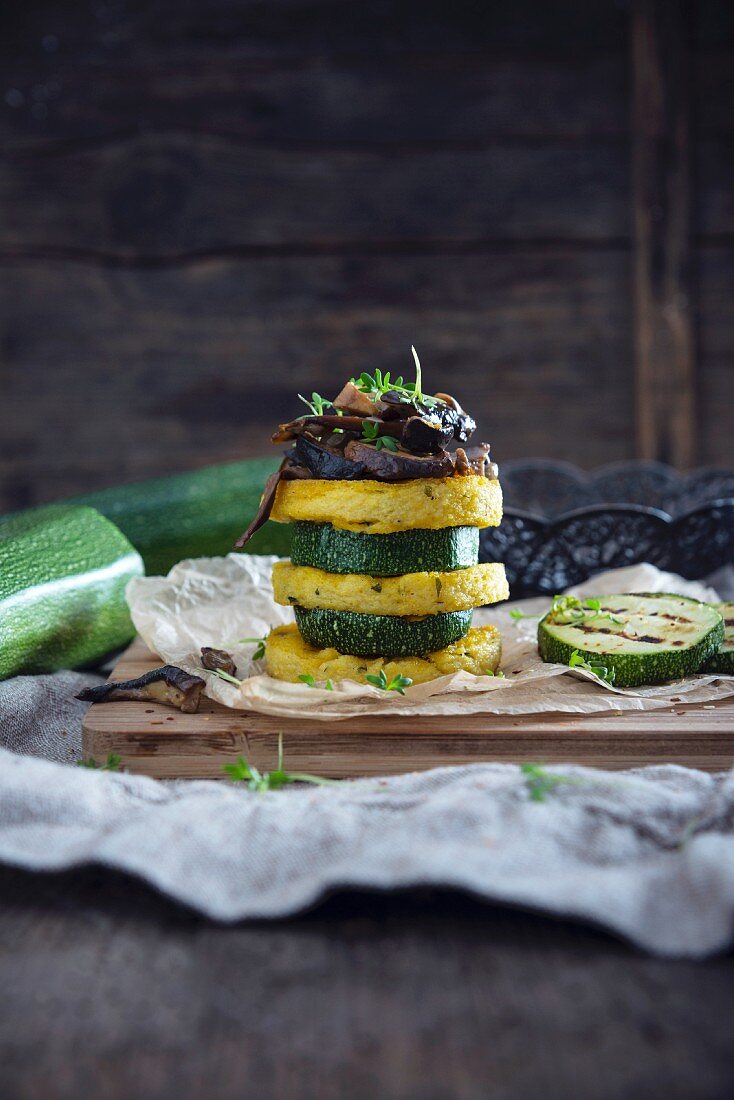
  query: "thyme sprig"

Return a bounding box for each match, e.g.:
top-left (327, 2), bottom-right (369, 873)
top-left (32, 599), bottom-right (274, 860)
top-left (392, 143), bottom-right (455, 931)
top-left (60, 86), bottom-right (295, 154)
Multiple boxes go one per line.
top-left (365, 669), bottom-right (413, 695)
top-left (223, 734), bottom-right (338, 790)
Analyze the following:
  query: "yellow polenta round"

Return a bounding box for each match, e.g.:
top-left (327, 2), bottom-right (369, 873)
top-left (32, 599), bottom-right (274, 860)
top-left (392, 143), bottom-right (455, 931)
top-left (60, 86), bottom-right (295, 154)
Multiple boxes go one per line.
top-left (270, 475), bottom-right (502, 533)
top-left (272, 561), bottom-right (508, 615)
top-left (265, 623), bottom-right (502, 686)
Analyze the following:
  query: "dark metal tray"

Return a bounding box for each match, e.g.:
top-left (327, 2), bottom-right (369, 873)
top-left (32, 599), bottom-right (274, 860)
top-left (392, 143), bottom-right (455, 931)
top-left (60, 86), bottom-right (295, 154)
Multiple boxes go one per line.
top-left (480, 460), bottom-right (734, 596)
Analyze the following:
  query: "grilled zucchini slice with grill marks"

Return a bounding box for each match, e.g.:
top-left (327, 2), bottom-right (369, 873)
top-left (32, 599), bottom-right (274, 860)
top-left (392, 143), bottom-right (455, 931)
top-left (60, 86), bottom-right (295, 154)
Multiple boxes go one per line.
top-left (538, 593), bottom-right (724, 688)
top-left (702, 602), bottom-right (734, 675)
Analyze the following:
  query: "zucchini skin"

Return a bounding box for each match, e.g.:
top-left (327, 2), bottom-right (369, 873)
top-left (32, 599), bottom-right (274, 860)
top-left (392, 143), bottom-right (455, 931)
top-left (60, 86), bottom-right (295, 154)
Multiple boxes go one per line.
top-left (291, 522), bottom-right (479, 576)
top-left (538, 595), bottom-right (725, 688)
top-left (702, 602), bottom-right (734, 675)
top-left (68, 458), bottom-right (291, 576)
top-left (295, 606), bottom-right (473, 658)
top-left (0, 505), bottom-right (144, 679)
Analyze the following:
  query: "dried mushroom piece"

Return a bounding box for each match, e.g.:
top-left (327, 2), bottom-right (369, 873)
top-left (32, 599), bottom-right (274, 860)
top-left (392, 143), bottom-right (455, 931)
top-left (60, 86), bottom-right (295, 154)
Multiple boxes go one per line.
top-left (200, 647), bottom-right (237, 676)
top-left (76, 666), bottom-right (206, 713)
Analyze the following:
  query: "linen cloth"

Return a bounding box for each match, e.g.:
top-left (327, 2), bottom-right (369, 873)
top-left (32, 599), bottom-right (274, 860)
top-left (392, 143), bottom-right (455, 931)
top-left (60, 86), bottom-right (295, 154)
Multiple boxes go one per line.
top-left (1, 565), bottom-right (733, 958)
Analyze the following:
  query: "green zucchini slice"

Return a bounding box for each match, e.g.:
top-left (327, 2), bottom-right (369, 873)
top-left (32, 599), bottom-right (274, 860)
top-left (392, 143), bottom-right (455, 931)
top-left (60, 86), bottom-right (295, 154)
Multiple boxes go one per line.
top-left (538, 593), bottom-right (724, 688)
top-left (295, 606), bottom-right (473, 658)
top-left (702, 602), bottom-right (734, 675)
top-left (290, 522), bottom-right (479, 576)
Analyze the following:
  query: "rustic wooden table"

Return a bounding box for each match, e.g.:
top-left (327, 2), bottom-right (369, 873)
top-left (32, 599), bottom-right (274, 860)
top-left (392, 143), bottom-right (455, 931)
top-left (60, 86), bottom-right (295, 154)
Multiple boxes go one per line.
top-left (1, 866), bottom-right (732, 1099)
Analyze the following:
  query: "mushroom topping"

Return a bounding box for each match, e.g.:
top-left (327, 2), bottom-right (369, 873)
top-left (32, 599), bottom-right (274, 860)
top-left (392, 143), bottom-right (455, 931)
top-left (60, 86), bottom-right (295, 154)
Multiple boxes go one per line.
top-left (295, 434), bottom-right (368, 480)
top-left (201, 648), bottom-right (237, 677)
top-left (402, 413), bottom-right (454, 454)
top-left (77, 666), bottom-right (206, 713)
top-left (234, 456), bottom-right (313, 549)
top-left (332, 380), bottom-right (379, 417)
top-left (343, 440), bottom-right (455, 480)
top-left (272, 414), bottom-right (366, 444)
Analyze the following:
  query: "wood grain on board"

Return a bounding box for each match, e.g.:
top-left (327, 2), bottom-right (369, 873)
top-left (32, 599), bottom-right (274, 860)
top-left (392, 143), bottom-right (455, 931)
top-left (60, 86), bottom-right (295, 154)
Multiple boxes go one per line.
top-left (82, 638), bottom-right (734, 779)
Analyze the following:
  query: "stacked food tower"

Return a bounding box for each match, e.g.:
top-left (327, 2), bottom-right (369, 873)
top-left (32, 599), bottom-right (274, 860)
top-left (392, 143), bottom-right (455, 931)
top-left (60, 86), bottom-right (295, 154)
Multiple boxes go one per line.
top-left (235, 351), bottom-right (508, 687)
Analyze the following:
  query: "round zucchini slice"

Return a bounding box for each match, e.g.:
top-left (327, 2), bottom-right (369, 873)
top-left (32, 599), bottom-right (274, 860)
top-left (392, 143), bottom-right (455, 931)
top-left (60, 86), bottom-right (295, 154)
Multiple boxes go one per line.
top-left (538, 593), bottom-right (725, 688)
top-left (290, 522), bottom-right (479, 576)
top-left (294, 606), bottom-right (473, 657)
top-left (702, 602), bottom-right (734, 675)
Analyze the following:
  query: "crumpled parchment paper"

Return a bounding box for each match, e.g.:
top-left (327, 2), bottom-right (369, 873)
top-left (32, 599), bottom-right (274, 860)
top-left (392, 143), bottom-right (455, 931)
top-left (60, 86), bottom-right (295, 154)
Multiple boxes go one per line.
top-left (126, 558), bottom-right (734, 719)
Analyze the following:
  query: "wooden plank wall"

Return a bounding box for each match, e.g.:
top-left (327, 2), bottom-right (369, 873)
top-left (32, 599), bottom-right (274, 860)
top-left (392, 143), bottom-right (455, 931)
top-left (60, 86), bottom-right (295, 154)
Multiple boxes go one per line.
top-left (0, 0), bottom-right (731, 512)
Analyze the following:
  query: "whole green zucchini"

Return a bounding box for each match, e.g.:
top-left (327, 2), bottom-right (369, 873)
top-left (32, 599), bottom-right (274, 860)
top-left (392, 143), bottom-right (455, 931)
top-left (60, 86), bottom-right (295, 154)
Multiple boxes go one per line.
top-left (0, 505), bottom-right (144, 679)
top-left (70, 458), bottom-right (290, 576)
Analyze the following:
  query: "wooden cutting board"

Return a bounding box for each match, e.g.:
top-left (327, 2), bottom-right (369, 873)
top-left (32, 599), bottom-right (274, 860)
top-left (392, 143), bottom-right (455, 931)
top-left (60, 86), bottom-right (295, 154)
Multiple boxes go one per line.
top-left (81, 637), bottom-right (734, 778)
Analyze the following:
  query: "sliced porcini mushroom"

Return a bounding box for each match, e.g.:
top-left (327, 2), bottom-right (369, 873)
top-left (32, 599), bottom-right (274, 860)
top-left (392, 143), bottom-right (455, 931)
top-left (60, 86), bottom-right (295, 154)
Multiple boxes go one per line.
top-left (343, 440), bottom-right (454, 479)
top-left (234, 456), bottom-right (312, 549)
top-left (454, 447), bottom-right (472, 476)
top-left (201, 648), bottom-right (237, 676)
top-left (295, 433), bottom-right (367, 479)
top-left (401, 414), bottom-right (454, 454)
top-left (463, 442), bottom-right (491, 476)
top-left (332, 381), bottom-right (379, 417)
top-left (272, 414), bottom-right (366, 444)
top-left (377, 391), bottom-right (416, 420)
top-left (434, 392), bottom-right (463, 412)
top-left (76, 667), bottom-right (206, 713)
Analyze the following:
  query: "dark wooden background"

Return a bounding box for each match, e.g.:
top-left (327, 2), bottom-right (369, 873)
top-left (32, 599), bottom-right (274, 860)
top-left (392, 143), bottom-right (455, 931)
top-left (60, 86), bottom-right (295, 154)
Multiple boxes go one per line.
top-left (1, 0), bottom-right (732, 513)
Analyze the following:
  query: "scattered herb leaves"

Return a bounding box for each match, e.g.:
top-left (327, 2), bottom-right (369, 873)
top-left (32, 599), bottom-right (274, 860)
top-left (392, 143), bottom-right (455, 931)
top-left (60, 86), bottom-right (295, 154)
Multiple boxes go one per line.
top-left (568, 649), bottom-right (616, 686)
top-left (365, 669), bottom-right (413, 695)
top-left (223, 733), bottom-right (338, 791)
top-left (484, 668), bottom-right (505, 677)
top-left (237, 633), bottom-right (268, 661)
top-left (298, 673), bottom-right (333, 690)
top-left (298, 391), bottom-right (333, 416)
top-left (361, 420), bottom-right (399, 451)
top-left (509, 608), bottom-right (540, 622)
top-left (351, 348), bottom-right (436, 409)
top-left (520, 763), bottom-right (581, 802)
top-left (550, 595), bottom-right (624, 626)
top-left (78, 753), bottom-right (122, 772)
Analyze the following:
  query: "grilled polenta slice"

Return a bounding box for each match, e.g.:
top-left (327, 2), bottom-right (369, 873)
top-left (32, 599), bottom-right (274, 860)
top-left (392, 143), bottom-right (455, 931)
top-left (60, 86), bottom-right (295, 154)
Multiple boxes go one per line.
top-left (272, 561), bottom-right (508, 615)
top-left (270, 475), bottom-right (502, 533)
top-left (265, 623), bottom-right (502, 686)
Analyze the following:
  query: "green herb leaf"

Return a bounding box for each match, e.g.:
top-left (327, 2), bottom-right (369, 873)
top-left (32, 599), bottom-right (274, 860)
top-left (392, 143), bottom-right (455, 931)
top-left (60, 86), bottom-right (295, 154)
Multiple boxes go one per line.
top-left (298, 673), bottom-right (334, 690)
top-left (568, 649), bottom-right (616, 686)
top-left (78, 753), bottom-right (122, 772)
top-left (549, 595), bottom-right (624, 627)
top-left (365, 669), bottom-right (413, 695)
top-left (223, 733), bottom-right (338, 791)
top-left (484, 668), bottom-right (505, 677)
top-left (509, 608), bottom-right (540, 622)
top-left (298, 392), bottom-right (333, 416)
top-left (520, 762), bottom-right (584, 802)
top-left (238, 633), bottom-right (268, 661)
